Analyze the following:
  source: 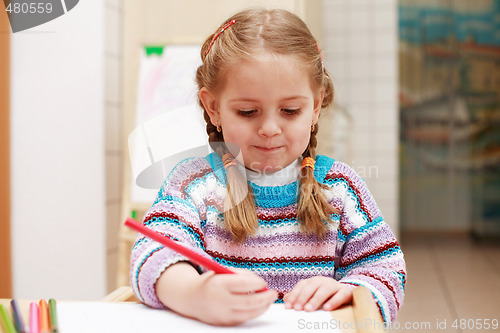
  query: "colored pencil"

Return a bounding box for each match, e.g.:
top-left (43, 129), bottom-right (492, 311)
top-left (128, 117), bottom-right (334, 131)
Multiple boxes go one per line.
top-left (125, 217), bottom-right (234, 274)
top-left (10, 299), bottom-right (26, 333)
top-left (39, 299), bottom-right (50, 333)
top-left (30, 302), bottom-right (40, 333)
top-left (0, 304), bottom-right (16, 333)
top-left (125, 217), bottom-right (268, 292)
top-left (48, 299), bottom-right (58, 333)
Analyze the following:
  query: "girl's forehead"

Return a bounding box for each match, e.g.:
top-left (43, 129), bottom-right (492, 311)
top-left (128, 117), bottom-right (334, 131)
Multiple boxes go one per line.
top-left (215, 53), bottom-right (317, 101)
top-left (218, 52), bottom-right (310, 84)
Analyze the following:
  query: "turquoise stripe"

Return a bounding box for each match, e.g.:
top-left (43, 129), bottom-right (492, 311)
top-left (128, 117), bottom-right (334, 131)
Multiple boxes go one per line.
top-left (153, 195), bottom-right (198, 213)
top-left (324, 177), bottom-right (370, 222)
top-left (314, 155), bottom-right (335, 183)
top-left (258, 217), bottom-right (299, 228)
top-left (250, 182), bottom-right (298, 208)
top-left (205, 152), bottom-right (226, 185)
top-left (345, 216), bottom-right (384, 240)
top-left (154, 157), bottom-right (199, 204)
top-left (215, 258), bottom-right (336, 272)
top-left (145, 217), bottom-right (205, 249)
top-left (336, 246), bottom-right (402, 276)
top-left (345, 188), bottom-right (370, 221)
top-left (337, 228), bottom-right (347, 243)
top-left (134, 245), bottom-right (163, 300)
top-left (132, 238), bottom-right (147, 250)
top-left (258, 213), bottom-right (339, 228)
top-left (396, 271), bottom-right (407, 292)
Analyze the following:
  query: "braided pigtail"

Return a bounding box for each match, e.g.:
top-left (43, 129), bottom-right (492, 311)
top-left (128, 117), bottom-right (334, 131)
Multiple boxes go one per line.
top-left (204, 112), bottom-right (258, 243)
top-left (297, 124), bottom-right (339, 237)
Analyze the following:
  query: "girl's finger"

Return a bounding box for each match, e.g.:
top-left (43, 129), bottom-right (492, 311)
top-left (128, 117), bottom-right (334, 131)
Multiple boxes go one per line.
top-left (231, 290), bottom-right (277, 312)
top-left (290, 280), bottom-right (322, 311)
top-left (223, 273), bottom-right (268, 294)
top-left (322, 287), bottom-right (353, 311)
top-left (303, 283), bottom-right (339, 312)
top-left (283, 279), bottom-right (307, 308)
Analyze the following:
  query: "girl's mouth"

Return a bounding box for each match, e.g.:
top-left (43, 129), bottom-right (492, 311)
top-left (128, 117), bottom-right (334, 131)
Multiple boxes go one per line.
top-left (254, 146), bottom-right (283, 153)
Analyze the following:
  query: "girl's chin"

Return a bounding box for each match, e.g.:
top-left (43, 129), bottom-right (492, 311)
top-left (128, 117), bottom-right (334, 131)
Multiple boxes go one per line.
top-left (245, 162), bottom-right (284, 174)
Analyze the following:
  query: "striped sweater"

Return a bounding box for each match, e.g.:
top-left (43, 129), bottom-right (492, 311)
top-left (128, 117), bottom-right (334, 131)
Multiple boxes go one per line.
top-left (130, 153), bottom-right (406, 324)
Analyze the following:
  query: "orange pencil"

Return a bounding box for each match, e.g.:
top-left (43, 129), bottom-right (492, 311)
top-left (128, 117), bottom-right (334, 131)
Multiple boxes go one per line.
top-left (39, 299), bottom-right (50, 333)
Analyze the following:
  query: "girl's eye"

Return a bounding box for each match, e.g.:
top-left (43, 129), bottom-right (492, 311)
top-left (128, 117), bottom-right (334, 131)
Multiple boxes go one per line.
top-left (238, 110), bottom-right (257, 116)
top-left (282, 108), bottom-right (300, 115)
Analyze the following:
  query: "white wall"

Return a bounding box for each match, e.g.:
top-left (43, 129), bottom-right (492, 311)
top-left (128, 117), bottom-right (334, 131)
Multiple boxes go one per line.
top-left (10, 1), bottom-right (106, 300)
top-left (321, 0), bottom-right (399, 237)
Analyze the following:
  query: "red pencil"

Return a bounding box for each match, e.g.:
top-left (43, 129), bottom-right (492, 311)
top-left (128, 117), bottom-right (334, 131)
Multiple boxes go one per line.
top-left (125, 217), bottom-right (234, 274)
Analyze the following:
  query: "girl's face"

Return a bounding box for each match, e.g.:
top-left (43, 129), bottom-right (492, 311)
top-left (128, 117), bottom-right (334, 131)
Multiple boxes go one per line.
top-left (200, 53), bottom-right (323, 174)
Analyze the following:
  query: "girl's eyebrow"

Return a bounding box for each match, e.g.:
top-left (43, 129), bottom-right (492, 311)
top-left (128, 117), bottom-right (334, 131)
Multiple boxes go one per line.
top-left (228, 95), bottom-right (310, 103)
top-left (227, 98), bottom-right (259, 103)
top-left (281, 95), bottom-right (310, 101)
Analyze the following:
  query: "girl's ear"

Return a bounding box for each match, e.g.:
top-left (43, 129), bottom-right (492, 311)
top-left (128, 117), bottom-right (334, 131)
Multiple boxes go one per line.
top-left (199, 87), bottom-right (219, 126)
top-left (312, 89), bottom-right (325, 124)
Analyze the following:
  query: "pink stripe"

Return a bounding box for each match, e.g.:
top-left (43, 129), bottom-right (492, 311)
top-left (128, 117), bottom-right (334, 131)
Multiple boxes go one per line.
top-left (205, 236), bottom-right (336, 260)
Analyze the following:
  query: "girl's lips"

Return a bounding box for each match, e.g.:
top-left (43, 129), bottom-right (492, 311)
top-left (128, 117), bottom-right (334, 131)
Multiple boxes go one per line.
top-left (254, 146), bottom-right (283, 152)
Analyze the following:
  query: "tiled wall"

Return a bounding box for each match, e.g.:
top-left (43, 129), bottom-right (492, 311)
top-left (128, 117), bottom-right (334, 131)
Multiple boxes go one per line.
top-left (105, 0), bottom-right (123, 292)
top-left (321, 0), bottom-right (399, 236)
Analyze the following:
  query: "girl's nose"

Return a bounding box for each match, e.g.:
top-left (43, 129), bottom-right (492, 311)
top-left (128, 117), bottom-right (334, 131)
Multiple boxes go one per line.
top-left (257, 114), bottom-right (281, 137)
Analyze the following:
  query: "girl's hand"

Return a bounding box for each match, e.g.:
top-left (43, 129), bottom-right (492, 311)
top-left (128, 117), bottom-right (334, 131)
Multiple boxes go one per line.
top-left (156, 263), bottom-right (277, 326)
top-left (283, 276), bottom-right (353, 312)
top-left (190, 269), bottom-right (277, 326)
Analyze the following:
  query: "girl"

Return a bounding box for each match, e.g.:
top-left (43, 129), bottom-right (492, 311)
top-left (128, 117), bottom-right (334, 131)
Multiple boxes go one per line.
top-left (130, 8), bottom-right (406, 326)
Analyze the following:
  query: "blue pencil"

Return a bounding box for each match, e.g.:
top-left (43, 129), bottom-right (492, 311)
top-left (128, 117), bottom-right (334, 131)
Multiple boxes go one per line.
top-left (11, 299), bottom-right (26, 333)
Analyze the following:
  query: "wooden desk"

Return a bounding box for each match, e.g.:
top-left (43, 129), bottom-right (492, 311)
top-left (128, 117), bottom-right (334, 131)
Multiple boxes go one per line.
top-left (1, 286), bottom-right (384, 332)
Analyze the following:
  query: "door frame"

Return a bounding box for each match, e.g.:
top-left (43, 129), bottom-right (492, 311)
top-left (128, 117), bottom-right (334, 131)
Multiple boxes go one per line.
top-left (0, 8), bottom-right (12, 298)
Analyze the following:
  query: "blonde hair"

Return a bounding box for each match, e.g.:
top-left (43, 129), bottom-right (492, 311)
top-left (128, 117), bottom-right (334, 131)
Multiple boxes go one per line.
top-left (196, 8), bottom-right (337, 242)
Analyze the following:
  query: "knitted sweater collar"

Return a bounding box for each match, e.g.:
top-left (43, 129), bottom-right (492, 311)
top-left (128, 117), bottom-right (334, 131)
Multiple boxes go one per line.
top-left (245, 158), bottom-right (301, 187)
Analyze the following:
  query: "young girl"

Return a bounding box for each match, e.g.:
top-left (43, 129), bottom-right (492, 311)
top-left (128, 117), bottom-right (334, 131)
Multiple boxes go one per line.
top-left (130, 8), bottom-right (406, 326)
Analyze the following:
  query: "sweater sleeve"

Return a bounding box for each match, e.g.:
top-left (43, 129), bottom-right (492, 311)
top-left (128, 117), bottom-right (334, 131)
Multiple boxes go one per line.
top-left (129, 158), bottom-right (213, 308)
top-left (329, 162), bottom-right (406, 325)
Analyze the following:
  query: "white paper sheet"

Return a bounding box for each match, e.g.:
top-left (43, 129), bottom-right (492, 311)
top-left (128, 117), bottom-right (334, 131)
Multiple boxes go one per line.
top-left (57, 302), bottom-right (341, 333)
